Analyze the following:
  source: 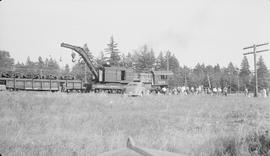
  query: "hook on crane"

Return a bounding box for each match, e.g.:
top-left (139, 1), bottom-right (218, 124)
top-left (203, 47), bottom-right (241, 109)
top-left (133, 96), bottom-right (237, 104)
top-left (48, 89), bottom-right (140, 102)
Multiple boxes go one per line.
top-left (71, 52), bottom-right (76, 62)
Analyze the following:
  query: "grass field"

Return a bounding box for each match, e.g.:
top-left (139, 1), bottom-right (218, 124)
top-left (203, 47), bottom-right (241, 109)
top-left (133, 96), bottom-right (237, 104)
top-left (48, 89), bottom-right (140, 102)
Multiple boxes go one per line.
top-left (0, 92), bottom-right (270, 156)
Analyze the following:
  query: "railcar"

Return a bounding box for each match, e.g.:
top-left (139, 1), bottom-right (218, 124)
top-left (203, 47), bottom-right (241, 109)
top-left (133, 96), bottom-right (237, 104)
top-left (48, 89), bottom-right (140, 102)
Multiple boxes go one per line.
top-left (0, 77), bottom-right (84, 92)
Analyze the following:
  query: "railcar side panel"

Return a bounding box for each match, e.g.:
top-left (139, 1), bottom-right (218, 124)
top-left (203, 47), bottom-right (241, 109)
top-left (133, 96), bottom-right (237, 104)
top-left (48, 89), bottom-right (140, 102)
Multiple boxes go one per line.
top-left (51, 81), bottom-right (59, 90)
top-left (33, 81), bottom-right (42, 90)
top-left (0, 78), bottom-right (84, 91)
top-left (15, 80), bottom-right (25, 89)
top-left (42, 81), bottom-right (51, 90)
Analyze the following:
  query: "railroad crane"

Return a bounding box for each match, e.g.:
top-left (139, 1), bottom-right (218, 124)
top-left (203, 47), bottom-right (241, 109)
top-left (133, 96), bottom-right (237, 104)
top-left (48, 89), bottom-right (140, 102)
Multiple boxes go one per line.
top-left (61, 43), bottom-right (174, 93)
top-left (61, 43), bottom-right (138, 93)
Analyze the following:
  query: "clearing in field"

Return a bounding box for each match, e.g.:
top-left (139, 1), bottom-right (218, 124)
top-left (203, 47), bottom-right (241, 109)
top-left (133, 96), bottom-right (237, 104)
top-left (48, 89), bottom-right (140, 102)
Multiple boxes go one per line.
top-left (0, 92), bottom-right (270, 156)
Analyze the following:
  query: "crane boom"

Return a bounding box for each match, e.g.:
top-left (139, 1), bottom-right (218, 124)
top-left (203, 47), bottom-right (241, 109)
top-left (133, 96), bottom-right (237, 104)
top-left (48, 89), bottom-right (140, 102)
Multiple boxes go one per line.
top-left (60, 43), bottom-right (99, 81)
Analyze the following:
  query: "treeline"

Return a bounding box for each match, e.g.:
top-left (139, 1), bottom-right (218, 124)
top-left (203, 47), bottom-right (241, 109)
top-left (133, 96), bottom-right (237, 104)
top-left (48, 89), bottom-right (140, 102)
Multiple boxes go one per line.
top-left (1, 36), bottom-right (270, 91)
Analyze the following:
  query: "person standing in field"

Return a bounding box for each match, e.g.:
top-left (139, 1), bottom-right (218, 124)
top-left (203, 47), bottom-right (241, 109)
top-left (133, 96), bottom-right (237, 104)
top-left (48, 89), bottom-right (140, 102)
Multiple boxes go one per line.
top-left (244, 88), bottom-right (249, 96)
top-left (223, 86), bottom-right (228, 96)
top-left (162, 87), bottom-right (167, 95)
top-left (197, 86), bottom-right (203, 94)
top-left (185, 86), bottom-right (190, 94)
top-left (217, 87), bottom-right (222, 96)
top-left (191, 86), bottom-right (195, 94)
top-left (213, 87), bottom-right (217, 95)
top-left (207, 87), bottom-right (212, 95)
top-left (61, 83), bottom-right (66, 92)
top-left (262, 88), bottom-right (267, 98)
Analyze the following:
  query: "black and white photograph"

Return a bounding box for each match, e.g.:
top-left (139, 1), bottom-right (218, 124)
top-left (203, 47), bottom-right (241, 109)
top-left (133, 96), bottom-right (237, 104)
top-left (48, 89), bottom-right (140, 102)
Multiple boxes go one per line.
top-left (0, 0), bottom-right (270, 155)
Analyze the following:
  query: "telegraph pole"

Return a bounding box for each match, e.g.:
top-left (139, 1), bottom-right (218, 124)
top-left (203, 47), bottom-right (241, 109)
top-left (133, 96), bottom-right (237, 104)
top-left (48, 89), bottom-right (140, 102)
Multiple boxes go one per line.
top-left (184, 72), bottom-right (187, 87)
top-left (237, 70), bottom-right (240, 93)
top-left (207, 73), bottom-right (211, 89)
top-left (243, 43), bottom-right (269, 97)
top-left (84, 63), bottom-right (87, 83)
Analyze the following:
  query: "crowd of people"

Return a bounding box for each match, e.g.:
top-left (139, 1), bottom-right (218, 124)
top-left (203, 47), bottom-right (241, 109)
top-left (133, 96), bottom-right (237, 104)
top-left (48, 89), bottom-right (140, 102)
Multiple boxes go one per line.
top-left (150, 85), bottom-right (270, 97)
top-left (150, 85), bottom-right (228, 96)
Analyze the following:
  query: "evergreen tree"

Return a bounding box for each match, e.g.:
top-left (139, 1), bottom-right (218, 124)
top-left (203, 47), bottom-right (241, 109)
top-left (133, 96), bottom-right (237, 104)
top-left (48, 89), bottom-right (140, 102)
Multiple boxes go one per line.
top-left (169, 54), bottom-right (180, 72)
top-left (179, 66), bottom-right (192, 86)
top-left (37, 56), bottom-right (45, 75)
top-left (133, 45), bottom-right (155, 72)
top-left (119, 53), bottom-right (125, 67)
top-left (104, 36), bottom-right (121, 66)
top-left (0, 50), bottom-right (14, 72)
top-left (239, 56), bottom-right (251, 90)
top-left (71, 61), bottom-right (92, 82)
top-left (82, 43), bottom-right (98, 67)
top-left (25, 56), bottom-right (36, 73)
top-left (149, 48), bottom-right (156, 69)
top-left (38, 56), bottom-right (44, 69)
top-left (45, 58), bottom-right (60, 76)
top-left (164, 51), bottom-right (170, 71)
top-left (214, 64), bottom-right (221, 73)
top-left (257, 56), bottom-right (270, 89)
top-left (224, 62), bottom-right (238, 92)
top-left (96, 51), bottom-right (108, 66)
top-left (125, 52), bottom-right (134, 68)
top-left (83, 44), bottom-right (94, 61)
top-left (155, 52), bottom-right (167, 70)
top-left (62, 64), bottom-right (70, 75)
top-left (193, 63), bottom-right (206, 86)
top-left (165, 52), bottom-right (180, 87)
top-left (205, 65), bottom-right (214, 88)
top-left (26, 56), bottom-right (34, 67)
top-left (71, 63), bottom-right (86, 80)
top-left (212, 64), bottom-right (222, 88)
top-left (14, 62), bottom-right (27, 74)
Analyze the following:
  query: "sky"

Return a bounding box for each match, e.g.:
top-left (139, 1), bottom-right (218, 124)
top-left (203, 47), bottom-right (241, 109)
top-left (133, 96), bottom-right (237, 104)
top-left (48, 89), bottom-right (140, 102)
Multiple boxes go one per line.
top-left (1, 0), bottom-right (270, 69)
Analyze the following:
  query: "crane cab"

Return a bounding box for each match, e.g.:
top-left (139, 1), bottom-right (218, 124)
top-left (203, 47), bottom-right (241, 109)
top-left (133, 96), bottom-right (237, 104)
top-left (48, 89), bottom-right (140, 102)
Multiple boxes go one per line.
top-left (98, 67), bottom-right (137, 84)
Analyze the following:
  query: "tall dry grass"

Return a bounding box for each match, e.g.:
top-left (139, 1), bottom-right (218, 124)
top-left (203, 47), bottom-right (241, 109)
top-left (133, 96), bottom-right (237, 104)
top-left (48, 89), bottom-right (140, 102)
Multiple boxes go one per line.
top-left (0, 91), bottom-right (269, 156)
